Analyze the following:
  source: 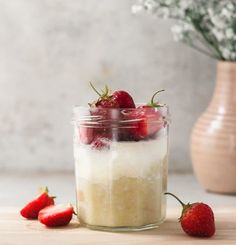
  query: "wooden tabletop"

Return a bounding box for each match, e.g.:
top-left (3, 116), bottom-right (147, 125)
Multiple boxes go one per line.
top-left (1, 207), bottom-right (236, 245)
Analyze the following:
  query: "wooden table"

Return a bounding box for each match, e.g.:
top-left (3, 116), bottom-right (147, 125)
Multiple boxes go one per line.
top-left (1, 207), bottom-right (235, 244)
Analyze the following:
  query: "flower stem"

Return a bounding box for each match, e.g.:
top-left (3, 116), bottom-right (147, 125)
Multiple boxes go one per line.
top-left (184, 41), bottom-right (218, 59)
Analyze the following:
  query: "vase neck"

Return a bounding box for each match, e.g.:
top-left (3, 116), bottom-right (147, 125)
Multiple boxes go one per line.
top-left (209, 62), bottom-right (236, 113)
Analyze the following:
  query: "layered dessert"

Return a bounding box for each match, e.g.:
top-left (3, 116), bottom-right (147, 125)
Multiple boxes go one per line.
top-left (73, 84), bottom-right (169, 231)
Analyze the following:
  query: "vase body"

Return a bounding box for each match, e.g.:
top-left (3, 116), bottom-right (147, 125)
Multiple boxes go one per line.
top-left (191, 61), bottom-right (236, 194)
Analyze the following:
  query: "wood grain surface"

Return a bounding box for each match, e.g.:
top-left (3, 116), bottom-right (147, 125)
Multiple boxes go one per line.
top-left (0, 207), bottom-right (235, 245)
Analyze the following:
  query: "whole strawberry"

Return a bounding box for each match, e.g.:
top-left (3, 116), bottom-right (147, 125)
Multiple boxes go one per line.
top-left (165, 192), bottom-right (215, 238)
top-left (89, 82), bottom-right (119, 109)
top-left (121, 90), bottom-right (165, 141)
top-left (20, 187), bottom-right (55, 219)
top-left (112, 90), bottom-right (135, 108)
top-left (89, 82), bottom-right (135, 109)
top-left (88, 82), bottom-right (136, 144)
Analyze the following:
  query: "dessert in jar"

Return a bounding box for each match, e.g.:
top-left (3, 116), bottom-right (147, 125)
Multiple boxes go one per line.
top-left (73, 84), bottom-right (170, 231)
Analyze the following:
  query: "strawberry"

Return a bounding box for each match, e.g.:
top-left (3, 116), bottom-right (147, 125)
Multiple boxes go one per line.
top-left (112, 90), bottom-right (135, 108)
top-left (89, 82), bottom-right (135, 109)
top-left (129, 107), bottom-right (163, 140)
top-left (91, 135), bottom-right (111, 150)
top-left (96, 99), bottom-right (119, 108)
top-left (20, 187), bottom-right (55, 219)
top-left (121, 90), bottom-right (165, 140)
top-left (38, 204), bottom-right (74, 227)
top-left (165, 192), bottom-right (215, 238)
top-left (79, 126), bottom-right (94, 144)
top-left (89, 82), bottom-right (119, 109)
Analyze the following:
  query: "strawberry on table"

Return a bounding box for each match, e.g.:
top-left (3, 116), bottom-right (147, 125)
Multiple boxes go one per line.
top-left (38, 204), bottom-right (74, 227)
top-left (165, 192), bottom-right (215, 238)
top-left (20, 187), bottom-right (55, 219)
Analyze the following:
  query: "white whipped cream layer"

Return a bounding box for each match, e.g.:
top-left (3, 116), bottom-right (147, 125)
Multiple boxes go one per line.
top-left (74, 134), bottom-right (168, 184)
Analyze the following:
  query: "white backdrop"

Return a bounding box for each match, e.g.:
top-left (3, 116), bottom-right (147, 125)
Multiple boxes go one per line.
top-left (0, 0), bottom-right (216, 172)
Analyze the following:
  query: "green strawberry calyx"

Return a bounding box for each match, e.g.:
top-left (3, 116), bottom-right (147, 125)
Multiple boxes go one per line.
top-left (89, 82), bottom-right (112, 104)
top-left (164, 192), bottom-right (192, 220)
top-left (147, 90), bottom-right (165, 108)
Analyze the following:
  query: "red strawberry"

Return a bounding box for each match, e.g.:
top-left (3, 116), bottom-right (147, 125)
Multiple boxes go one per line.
top-left (90, 82), bottom-right (135, 109)
top-left (165, 192), bottom-right (215, 238)
top-left (112, 90), bottom-right (135, 108)
top-left (96, 99), bottom-right (119, 108)
top-left (89, 83), bottom-right (122, 141)
top-left (38, 204), bottom-right (74, 227)
top-left (79, 126), bottom-right (94, 144)
top-left (129, 107), bottom-right (163, 140)
top-left (121, 90), bottom-right (165, 140)
top-left (91, 135), bottom-right (111, 150)
top-left (20, 187), bottom-right (55, 219)
top-left (89, 82), bottom-right (119, 109)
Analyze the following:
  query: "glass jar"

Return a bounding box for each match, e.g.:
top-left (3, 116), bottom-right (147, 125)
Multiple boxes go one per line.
top-left (73, 105), bottom-right (170, 231)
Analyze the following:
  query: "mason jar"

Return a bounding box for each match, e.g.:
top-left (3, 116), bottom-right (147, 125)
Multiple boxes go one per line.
top-left (73, 105), bottom-right (170, 231)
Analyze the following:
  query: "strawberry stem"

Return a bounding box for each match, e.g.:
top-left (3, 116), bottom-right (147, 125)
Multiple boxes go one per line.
top-left (101, 85), bottom-right (109, 96)
top-left (165, 192), bottom-right (185, 208)
top-left (90, 82), bottom-right (102, 97)
top-left (151, 89), bottom-right (165, 105)
top-left (39, 186), bottom-right (49, 194)
top-left (90, 82), bottom-right (111, 101)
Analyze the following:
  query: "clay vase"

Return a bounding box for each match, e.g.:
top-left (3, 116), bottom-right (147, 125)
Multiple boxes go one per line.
top-left (191, 61), bottom-right (236, 194)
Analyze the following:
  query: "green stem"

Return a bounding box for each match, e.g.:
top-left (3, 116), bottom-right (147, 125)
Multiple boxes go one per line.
top-left (184, 40), bottom-right (218, 59)
top-left (101, 85), bottom-right (109, 96)
top-left (39, 186), bottom-right (49, 194)
top-left (193, 32), bottom-right (220, 59)
top-left (90, 82), bottom-right (102, 97)
top-left (151, 89), bottom-right (165, 105)
top-left (188, 16), bottom-right (224, 60)
top-left (164, 192), bottom-right (185, 207)
top-left (200, 31), bottom-right (223, 59)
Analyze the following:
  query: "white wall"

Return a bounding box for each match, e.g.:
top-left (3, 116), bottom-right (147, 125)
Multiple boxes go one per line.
top-left (0, 0), bottom-right (216, 172)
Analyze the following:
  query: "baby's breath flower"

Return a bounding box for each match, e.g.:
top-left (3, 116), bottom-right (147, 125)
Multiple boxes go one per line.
top-left (132, 0), bottom-right (236, 61)
top-left (225, 28), bottom-right (234, 39)
top-left (171, 25), bottom-right (184, 41)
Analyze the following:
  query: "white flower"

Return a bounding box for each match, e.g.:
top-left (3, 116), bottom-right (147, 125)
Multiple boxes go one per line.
top-left (179, 0), bottom-right (193, 9)
top-left (220, 47), bottom-right (231, 60)
top-left (226, 2), bottom-right (234, 10)
top-left (171, 25), bottom-right (185, 41)
top-left (221, 8), bottom-right (232, 19)
top-left (225, 28), bottom-right (234, 39)
top-left (212, 28), bottom-right (225, 41)
top-left (143, 0), bottom-right (158, 12)
top-left (160, 7), bottom-right (170, 18)
top-left (131, 4), bottom-right (144, 14)
top-left (209, 15), bottom-right (227, 29)
top-left (132, 0), bottom-right (236, 61)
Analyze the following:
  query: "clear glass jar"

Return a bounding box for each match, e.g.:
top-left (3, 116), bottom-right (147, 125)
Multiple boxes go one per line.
top-left (73, 105), bottom-right (170, 231)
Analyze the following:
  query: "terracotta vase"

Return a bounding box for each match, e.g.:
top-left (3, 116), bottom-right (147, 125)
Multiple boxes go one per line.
top-left (191, 61), bottom-right (236, 194)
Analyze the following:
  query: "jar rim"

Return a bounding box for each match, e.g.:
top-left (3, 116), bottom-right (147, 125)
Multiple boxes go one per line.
top-left (72, 104), bottom-right (170, 126)
top-left (73, 103), bottom-right (169, 110)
